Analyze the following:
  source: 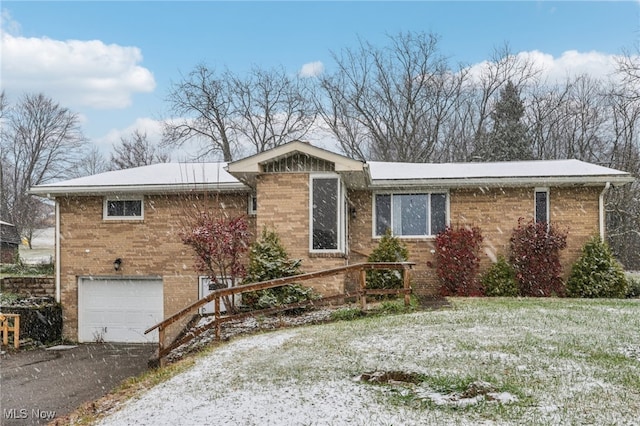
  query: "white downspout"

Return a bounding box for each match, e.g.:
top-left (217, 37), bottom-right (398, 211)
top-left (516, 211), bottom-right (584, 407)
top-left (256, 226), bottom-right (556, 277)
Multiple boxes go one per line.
top-left (55, 199), bottom-right (61, 303)
top-left (599, 182), bottom-right (611, 241)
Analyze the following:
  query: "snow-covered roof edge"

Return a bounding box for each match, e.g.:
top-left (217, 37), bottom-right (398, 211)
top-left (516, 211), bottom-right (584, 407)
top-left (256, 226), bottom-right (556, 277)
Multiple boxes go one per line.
top-left (368, 159), bottom-right (634, 188)
top-left (30, 158), bottom-right (635, 197)
top-left (30, 162), bottom-right (248, 197)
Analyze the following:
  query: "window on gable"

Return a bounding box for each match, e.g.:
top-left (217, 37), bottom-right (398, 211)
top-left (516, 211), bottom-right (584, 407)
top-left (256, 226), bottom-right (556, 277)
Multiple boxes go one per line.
top-left (374, 193), bottom-right (448, 237)
top-left (311, 176), bottom-right (344, 251)
top-left (535, 189), bottom-right (549, 224)
top-left (104, 198), bottom-right (143, 220)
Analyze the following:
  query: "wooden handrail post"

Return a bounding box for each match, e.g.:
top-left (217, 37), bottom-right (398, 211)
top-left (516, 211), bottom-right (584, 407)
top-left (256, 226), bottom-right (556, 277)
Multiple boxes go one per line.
top-left (403, 267), bottom-right (411, 307)
top-left (214, 297), bottom-right (221, 340)
top-left (158, 326), bottom-right (166, 367)
top-left (359, 268), bottom-right (367, 311)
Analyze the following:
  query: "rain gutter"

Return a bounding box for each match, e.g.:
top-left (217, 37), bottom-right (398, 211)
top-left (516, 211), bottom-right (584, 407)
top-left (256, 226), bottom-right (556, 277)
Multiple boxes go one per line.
top-left (55, 200), bottom-right (61, 303)
top-left (599, 182), bottom-right (610, 240)
top-left (30, 182), bottom-right (249, 198)
top-left (369, 175), bottom-right (635, 190)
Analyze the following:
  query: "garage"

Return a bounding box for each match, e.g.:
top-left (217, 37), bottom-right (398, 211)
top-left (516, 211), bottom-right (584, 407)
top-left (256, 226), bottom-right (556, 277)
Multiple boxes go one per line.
top-left (78, 277), bottom-right (163, 343)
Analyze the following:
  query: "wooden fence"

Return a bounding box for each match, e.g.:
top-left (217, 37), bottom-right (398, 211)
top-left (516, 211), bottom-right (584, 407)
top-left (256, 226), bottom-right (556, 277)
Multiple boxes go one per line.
top-left (146, 262), bottom-right (414, 366)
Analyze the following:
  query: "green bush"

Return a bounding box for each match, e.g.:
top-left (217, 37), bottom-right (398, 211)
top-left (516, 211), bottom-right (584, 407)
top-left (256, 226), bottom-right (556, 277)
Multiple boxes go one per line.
top-left (566, 236), bottom-right (628, 298)
top-left (625, 274), bottom-right (640, 298)
top-left (0, 259), bottom-right (54, 276)
top-left (366, 229), bottom-right (409, 290)
top-left (482, 255), bottom-right (519, 297)
top-left (243, 228), bottom-right (317, 310)
top-left (330, 307), bottom-right (364, 321)
top-left (379, 296), bottom-right (419, 314)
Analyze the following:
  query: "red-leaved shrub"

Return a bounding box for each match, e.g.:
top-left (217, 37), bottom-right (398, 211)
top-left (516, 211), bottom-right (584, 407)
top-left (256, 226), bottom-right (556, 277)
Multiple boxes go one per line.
top-left (509, 218), bottom-right (567, 297)
top-left (435, 225), bottom-right (484, 296)
top-left (180, 214), bottom-right (251, 311)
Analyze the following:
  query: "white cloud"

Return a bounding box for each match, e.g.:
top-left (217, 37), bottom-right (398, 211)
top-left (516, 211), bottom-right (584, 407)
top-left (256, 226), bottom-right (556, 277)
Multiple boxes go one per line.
top-left (465, 50), bottom-right (622, 85)
top-left (299, 61), bottom-right (324, 78)
top-left (94, 117), bottom-right (164, 151)
top-left (0, 32), bottom-right (156, 109)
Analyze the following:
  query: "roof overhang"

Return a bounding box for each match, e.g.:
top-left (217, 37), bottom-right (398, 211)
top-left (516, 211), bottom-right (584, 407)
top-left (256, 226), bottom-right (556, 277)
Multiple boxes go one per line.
top-left (369, 175), bottom-right (636, 190)
top-left (30, 182), bottom-right (249, 198)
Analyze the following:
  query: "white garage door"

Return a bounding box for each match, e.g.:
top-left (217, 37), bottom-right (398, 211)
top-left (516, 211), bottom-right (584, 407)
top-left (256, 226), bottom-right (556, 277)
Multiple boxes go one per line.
top-left (78, 277), bottom-right (163, 343)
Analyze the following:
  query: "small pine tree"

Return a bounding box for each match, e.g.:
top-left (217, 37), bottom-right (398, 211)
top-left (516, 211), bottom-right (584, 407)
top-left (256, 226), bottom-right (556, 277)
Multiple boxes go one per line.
top-left (243, 228), bottom-right (314, 309)
top-left (476, 80), bottom-right (532, 162)
top-left (567, 236), bottom-right (628, 298)
top-left (367, 229), bottom-right (410, 290)
top-left (482, 255), bottom-right (518, 297)
top-left (245, 228), bottom-right (301, 282)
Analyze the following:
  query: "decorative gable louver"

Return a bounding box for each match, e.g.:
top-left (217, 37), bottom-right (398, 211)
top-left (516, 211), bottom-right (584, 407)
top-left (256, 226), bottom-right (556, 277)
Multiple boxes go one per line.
top-left (261, 152), bottom-right (335, 173)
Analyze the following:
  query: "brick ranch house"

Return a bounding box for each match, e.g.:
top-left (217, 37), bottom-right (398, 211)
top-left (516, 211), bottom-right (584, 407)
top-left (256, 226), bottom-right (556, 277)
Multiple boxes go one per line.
top-left (30, 141), bottom-right (635, 344)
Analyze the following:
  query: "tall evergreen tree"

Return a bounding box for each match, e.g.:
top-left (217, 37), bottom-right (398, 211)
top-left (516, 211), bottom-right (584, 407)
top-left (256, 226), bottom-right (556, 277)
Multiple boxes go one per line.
top-left (477, 80), bottom-right (532, 161)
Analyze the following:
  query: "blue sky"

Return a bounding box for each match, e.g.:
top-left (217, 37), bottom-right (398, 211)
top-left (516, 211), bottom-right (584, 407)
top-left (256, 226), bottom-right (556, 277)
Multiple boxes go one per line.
top-left (1, 1), bottom-right (639, 157)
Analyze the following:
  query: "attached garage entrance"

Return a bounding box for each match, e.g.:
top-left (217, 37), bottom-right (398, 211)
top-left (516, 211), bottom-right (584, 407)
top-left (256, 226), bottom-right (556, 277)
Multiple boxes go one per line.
top-left (78, 277), bottom-right (163, 343)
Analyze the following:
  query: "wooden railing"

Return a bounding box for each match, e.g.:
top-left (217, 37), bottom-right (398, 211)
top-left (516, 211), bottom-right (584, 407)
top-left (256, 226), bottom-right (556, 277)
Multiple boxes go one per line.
top-left (0, 313), bottom-right (20, 349)
top-left (145, 262), bottom-right (414, 366)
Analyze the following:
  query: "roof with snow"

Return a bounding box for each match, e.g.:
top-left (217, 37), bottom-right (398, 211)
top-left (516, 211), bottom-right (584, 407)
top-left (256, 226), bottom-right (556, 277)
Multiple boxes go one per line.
top-left (30, 163), bottom-right (244, 196)
top-left (30, 146), bottom-right (634, 197)
top-left (0, 220), bottom-right (21, 245)
top-left (367, 159), bottom-right (635, 188)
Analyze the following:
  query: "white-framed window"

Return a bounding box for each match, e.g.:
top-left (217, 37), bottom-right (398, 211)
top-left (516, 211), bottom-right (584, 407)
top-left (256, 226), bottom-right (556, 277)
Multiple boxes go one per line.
top-left (534, 188), bottom-right (549, 224)
top-left (310, 175), bottom-right (345, 252)
top-left (374, 192), bottom-right (448, 237)
top-left (248, 193), bottom-right (257, 215)
top-left (103, 197), bottom-right (144, 220)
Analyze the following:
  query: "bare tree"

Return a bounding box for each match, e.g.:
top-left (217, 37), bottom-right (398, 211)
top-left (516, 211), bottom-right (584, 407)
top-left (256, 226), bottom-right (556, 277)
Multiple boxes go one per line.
top-left (231, 66), bottom-right (317, 155)
top-left (616, 46), bottom-right (640, 102)
top-left (163, 64), bottom-right (236, 161)
top-left (163, 64), bottom-right (315, 161)
top-left (70, 145), bottom-right (111, 178)
top-left (0, 91), bottom-right (9, 221)
top-left (317, 32), bottom-right (463, 162)
top-left (1, 93), bottom-right (86, 244)
top-left (111, 129), bottom-right (170, 169)
top-left (604, 50), bottom-right (640, 269)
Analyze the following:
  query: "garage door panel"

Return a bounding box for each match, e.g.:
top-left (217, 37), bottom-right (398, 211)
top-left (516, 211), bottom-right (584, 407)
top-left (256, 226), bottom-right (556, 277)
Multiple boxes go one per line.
top-left (78, 278), bottom-right (163, 343)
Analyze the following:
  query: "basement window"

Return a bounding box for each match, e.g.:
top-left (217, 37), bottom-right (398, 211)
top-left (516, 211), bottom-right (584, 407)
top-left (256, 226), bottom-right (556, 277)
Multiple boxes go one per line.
top-left (104, 197), bottom-right (144, 220)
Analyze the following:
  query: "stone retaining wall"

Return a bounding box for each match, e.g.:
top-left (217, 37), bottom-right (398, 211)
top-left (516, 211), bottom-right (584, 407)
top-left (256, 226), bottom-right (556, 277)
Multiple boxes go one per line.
top-left (0, 277), bottom-right (55, 297)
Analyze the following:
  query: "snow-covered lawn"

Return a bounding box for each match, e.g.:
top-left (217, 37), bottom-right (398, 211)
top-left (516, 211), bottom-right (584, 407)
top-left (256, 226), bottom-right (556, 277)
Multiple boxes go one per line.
top-left (97, 298), bottom-right (640, 425)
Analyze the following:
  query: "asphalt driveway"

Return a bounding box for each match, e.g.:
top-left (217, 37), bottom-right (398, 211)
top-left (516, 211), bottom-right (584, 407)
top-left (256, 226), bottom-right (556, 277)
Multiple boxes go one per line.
top-left (1, 343), bottom-right (155, 425)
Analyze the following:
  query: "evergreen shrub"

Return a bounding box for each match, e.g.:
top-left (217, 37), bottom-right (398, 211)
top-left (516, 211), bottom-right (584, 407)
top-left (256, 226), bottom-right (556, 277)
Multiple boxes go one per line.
top-left (366, 229), bottom-right (409, 291)
top-left (243, 228), bottom-right (316, 310)
top-left (482, 255), bottom-right (519, 297)
top-left (626, 275), bottom-right (640, 298)
top-left (567, 236), bottom-right (628, 298)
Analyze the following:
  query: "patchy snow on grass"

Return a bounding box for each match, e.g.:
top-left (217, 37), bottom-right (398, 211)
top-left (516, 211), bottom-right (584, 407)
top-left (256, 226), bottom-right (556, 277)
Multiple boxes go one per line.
top-left (98, 298), bottom-right (640, 426)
